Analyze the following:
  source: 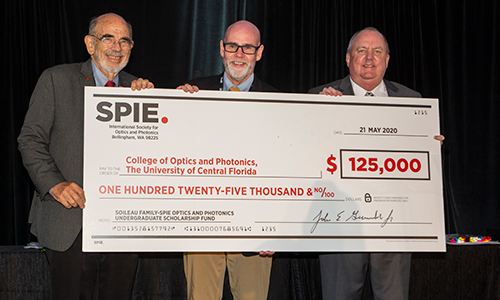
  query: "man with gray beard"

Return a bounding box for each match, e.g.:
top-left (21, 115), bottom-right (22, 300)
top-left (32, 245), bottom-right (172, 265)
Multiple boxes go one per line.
top-left (177, 20), bottom-right (277, 300)
top-left (178, 20), bottom-right (277, 94)
top-left (18, 13), bottom-right (151, 299)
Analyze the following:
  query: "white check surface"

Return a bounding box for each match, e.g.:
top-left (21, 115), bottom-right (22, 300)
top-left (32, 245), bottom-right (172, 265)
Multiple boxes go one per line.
top-left (83, 87), bottom-right (445, 252)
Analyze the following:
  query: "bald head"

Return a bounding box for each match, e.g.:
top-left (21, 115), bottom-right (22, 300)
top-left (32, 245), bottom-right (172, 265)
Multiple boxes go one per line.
top-left (220, 20), bottom-right (264, 86)
top-left (89, 13), bottom-right (133, 39)
top-left (224, 20), bottom-right (261, 46)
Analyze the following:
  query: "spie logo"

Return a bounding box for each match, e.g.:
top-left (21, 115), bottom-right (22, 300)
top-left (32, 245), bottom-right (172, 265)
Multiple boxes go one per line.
top-left (95, 101), bottom-right (169, 124)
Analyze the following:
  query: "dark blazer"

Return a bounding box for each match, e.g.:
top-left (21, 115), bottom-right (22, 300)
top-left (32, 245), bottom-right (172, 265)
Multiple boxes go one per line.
top-left (308, 75), bottom-right (419, 299)
top-left (308, 75), bottom-right (421, 98)
top-left (188, 73), bottom-right (278, 92)
top-left (188, 73), bottom-right (277, 256)
top-left (18, 59), bottom-right (137, 251)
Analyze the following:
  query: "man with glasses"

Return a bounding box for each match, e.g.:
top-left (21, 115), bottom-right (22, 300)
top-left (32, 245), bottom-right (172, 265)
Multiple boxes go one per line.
top-left (177, 20), bottom-right (277, 300)
top-left (178, 20), bottom-right (277, 94)
top-left (18, 13), bottom-right (151, 299)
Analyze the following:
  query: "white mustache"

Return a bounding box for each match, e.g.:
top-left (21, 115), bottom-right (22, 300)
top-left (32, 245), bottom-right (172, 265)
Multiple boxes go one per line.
top-left (105, 50), bottom-right (124, 57)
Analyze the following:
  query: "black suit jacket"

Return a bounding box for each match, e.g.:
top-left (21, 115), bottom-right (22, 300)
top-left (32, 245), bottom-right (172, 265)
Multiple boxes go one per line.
top-left (188, 73), bottom-right (278, 92)
top-left (187, 73), bottom-right (277, 255)
top-left (308, 75), bottom-right (421, 98)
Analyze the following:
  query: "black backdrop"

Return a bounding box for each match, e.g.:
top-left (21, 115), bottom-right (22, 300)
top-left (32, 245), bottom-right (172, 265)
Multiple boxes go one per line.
top-left (2, 0), bottom-right (499, 246)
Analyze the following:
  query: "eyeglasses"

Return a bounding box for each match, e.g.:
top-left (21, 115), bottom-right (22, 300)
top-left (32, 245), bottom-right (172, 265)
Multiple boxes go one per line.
top-left (91, 35), bottom-right (134, 51)
top-left (223, 43), bottom-right (261, 55)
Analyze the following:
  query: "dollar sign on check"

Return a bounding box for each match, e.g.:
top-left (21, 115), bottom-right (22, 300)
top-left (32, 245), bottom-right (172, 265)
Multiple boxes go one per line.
top-left (326, 154), bottom-right (337, 174)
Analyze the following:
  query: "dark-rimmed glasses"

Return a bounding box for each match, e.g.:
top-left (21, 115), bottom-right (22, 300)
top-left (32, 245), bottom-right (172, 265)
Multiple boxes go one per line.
top-left (223, 43), bottom-right (260, 55)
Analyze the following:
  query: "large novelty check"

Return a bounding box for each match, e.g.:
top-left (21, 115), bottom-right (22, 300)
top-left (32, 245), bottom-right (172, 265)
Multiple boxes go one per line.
top-left (82, 87), bottom-right (445, 252)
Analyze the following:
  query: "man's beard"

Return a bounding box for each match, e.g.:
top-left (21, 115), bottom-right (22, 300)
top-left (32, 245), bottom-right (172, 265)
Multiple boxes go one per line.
top-left (224, 59), bottom-right (254, 82)
top-left (96, 49), bottom-right (128, 74)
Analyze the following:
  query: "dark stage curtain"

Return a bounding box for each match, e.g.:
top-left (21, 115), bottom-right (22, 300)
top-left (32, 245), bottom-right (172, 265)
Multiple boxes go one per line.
top-left (2, 0), bottom-right (499, 248)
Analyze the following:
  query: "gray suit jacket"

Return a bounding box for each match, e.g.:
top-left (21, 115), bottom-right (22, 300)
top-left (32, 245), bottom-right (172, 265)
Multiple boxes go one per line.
top-left (18, 59), bottom-right (137, 251)
top-left (308, 75), bottom-right (421, 98)
top-left (309, 75), bottom-right (418, 299)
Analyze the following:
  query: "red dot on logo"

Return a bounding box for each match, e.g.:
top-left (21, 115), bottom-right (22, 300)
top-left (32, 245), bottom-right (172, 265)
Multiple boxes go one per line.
top-left (161, 117), bottom-right (169, 124)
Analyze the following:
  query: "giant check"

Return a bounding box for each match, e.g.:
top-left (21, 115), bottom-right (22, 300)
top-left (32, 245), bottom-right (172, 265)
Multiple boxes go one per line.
top-left (83, 87), bottom-right (445, 252)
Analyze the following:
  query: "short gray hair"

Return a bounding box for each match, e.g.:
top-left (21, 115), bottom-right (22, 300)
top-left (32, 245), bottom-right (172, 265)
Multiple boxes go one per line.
top-left (346, 27), bottom-right (389, 54)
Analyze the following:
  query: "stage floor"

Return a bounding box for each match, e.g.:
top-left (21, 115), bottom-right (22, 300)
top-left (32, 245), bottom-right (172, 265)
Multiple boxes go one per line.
top-left (1, 245), bottom-right (498, 299)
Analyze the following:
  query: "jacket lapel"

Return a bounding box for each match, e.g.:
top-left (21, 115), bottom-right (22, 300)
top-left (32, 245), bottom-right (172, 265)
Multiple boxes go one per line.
top-left (384, 79), bottom-right (400, 97)
top-left (339, 76), bottom-right (355, 95)
top-left (79, 59), bottom-right (96, 87)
